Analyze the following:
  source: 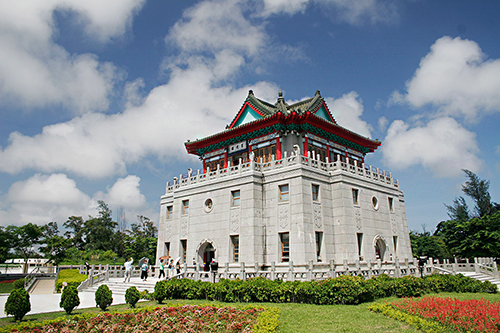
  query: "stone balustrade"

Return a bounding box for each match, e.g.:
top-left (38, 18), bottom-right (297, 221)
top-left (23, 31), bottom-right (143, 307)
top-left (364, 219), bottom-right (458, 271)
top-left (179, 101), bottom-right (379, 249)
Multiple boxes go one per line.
top-left (166, 150), bottom-right (399, 193)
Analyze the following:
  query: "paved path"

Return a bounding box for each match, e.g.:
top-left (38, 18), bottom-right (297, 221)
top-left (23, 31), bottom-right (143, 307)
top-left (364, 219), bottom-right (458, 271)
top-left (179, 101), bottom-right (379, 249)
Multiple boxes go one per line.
top-left (0, 278), bottom-right (135, 318)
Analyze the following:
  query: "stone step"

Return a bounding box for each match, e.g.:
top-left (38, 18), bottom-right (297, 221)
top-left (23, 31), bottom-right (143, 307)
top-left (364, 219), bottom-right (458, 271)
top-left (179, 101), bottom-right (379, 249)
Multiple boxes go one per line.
top-left (458, 272), bottom-right (500, 286)
top-left (83, 278), bottom-right (159, 296)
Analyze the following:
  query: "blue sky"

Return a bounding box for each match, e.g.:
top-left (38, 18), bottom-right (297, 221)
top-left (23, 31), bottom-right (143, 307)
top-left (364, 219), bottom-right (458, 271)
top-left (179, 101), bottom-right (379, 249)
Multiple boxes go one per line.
top-left (1, 0), bottom-right (500, 232)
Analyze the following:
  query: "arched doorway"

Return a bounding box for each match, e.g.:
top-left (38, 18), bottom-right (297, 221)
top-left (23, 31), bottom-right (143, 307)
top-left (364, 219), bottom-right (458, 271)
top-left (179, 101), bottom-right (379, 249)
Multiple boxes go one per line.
top-left (197, 240), bottom-right (216, 272)
top-left (373, 236), bottom-right (387, 261)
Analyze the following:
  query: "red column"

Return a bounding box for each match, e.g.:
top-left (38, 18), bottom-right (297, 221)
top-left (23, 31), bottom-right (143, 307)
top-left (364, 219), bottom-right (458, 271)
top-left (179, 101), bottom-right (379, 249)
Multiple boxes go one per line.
top-left (276, 137), bottom-right (282, 160)
top-left (326, 145), bottom-right (330, 162)
top-left (224, 151), bottom-right (228, 168)
top-left (203, 159), bottom-right (206, 174)
top-left (303, 137), bottom-right (309, 157)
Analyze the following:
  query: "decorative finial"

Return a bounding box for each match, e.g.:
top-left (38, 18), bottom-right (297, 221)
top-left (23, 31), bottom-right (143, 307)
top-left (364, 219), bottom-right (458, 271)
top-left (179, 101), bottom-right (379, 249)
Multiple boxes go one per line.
top-left (315, 90), bottom-right (320, 96)
top-left (248, 90), bottom-right (254, 95)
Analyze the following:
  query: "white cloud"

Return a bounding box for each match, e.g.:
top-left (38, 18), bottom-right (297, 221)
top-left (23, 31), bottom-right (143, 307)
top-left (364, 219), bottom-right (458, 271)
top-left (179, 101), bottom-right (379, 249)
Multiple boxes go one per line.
top-left (399, 36), bottom-right (500, 122)
top-left (0, 0), bottom-right (283, 178)
top-left (260, 0), bottom-right (398, 24)
top-left (378, 116), bottom-right (388, 132)
top-left (95, 176), bottom-right (146, 210)
top-left (124, 78), bottom-right (146, 108)
top-left (168, 0), bottom-right (267, 58)
top-left (381, 117), bottom-right (481, 177)
top-left (0, 0), bottom-right (145, 114)
top-left (0, 173), bottom-right (150, 226)
top-left (326, 92), bottom-right (373, 138)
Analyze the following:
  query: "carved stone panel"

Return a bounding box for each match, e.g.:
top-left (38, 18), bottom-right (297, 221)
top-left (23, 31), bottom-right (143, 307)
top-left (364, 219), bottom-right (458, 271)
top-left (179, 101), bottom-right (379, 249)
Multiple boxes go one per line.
top-left (230, 209), bottom-right (240, 233)
top-left (354, 207), bottom-right (362, 230)
top-left (391, 216), bottom-right (397, 233)
top-left (180, 216), bottom-right (189, 237)
top-left (279, 205), bottom-right (289, 229)
top-left (165, 220), bottom-right (172, 240)
top-left (313, 203), bottom-right (322, 228)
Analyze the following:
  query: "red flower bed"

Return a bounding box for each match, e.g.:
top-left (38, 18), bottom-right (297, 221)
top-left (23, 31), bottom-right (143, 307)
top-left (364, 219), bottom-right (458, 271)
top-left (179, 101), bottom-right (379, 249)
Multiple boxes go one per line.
top-left (392, 296), bottom-right (500, 332)
top-left (12, 305), bottom-right (263, 333)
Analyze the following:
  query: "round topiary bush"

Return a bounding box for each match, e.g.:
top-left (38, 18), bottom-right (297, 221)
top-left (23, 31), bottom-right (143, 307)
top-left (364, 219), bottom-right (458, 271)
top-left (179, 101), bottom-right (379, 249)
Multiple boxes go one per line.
top-left (95, 284), bottom-right (113, 311)
top-left (154, 280), bottom-right (170, 304)
top-left (5, 288), bottom-right (30, 321)
top-left (59, 285), bottom-right (80, 314)
top-left (125, 286), bottom-right (140, 308)
top-left (13, 278), bottom-right (25, 290)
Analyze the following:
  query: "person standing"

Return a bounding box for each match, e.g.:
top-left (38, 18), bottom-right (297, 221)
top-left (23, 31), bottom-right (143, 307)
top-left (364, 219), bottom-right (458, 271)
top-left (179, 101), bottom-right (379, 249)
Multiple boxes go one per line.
top-left (123, 257), bottom-right (133, 283)
top-left (169, 259), bottom-right (175, 278)
top-left (140, 259), bottom-right (149, 281)
top-left (158, 259), bottom-right (166, 279)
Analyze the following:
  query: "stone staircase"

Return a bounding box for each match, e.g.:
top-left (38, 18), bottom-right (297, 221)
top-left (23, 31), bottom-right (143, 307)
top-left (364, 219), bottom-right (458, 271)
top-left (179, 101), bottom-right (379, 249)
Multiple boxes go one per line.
top-left (460, 272), bottom-right (500, 288)
top-left (84, 278), bottom-right (158, 296)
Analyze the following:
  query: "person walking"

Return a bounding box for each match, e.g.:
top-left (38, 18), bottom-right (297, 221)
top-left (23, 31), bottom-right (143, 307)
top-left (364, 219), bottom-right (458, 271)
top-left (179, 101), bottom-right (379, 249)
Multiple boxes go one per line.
top-left (123, 257), bottom-right (133, 283)
top-left (158, 259), bottom-right (166, 279)
top-left (140, 259), bottom-right (149, 281)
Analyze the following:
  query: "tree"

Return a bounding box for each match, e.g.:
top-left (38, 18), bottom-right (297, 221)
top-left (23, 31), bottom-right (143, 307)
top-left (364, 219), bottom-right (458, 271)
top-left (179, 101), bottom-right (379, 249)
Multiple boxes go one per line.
top-left (410, 229), bottom-right (450, 259)
top-left (60, 285), bottom-right (80, 314)
top-left (5, 288), bottom-right (30, 321)
top-left (125, 286), bottom-right (140, 308)
top-left (84, 201), bottom-right (118, 252)
top-left (444, 196), bottom-right (470, 222)
top-left (63, 216), bottom-right (86, 250)
top-left (7, 223), bottom-right (43, 273)
top-left (39, 222), bottom-right (71, 265)
top-left (95, 284), bottom-right (113, 311)
top-left (0, 227), bottom-right (12, 263)
top-left (460, 169), bottom-right (496, 218)
top-left (125, 216), bottom-right (158, 262)
top-left (437, 170), bottom-right (500, 258)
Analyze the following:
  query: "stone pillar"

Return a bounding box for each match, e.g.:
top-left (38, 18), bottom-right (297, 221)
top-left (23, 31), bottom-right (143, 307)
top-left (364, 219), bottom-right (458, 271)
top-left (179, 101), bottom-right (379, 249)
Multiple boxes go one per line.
top-left (89, 269), bottom-right (93, 287)
top-left (105, 264), bottom-right (109, 281)
top-left (224, 262), bottom-right (229, 280)
top-left (329, 259), bottom-right (335, 278)
top-left (271, 262), bottom-right (276, 280)
top-left (288, 260), bottom-right (294, 282)
top-left (307, 260), bottom-right (313, 281)
top-left (240, 262), bottom-right (246, 280)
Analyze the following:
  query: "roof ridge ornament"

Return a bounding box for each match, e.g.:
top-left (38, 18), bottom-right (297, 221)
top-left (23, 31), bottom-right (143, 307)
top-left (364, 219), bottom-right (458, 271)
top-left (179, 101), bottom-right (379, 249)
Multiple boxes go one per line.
top-left (276, 90), bottom-right (288, 114)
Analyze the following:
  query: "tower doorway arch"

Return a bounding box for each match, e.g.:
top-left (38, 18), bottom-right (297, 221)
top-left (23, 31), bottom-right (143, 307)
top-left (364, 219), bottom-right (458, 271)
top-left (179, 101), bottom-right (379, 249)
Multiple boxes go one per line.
top-left (196, 239), bottom-right (217, 272)
top-left (373, 235), bottom-right (387, 261)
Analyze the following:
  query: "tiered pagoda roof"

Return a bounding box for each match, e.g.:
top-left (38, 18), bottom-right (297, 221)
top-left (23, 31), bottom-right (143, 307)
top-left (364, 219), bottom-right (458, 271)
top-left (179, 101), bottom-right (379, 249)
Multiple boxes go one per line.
top-left (185, 90), bottom-right (380, 157)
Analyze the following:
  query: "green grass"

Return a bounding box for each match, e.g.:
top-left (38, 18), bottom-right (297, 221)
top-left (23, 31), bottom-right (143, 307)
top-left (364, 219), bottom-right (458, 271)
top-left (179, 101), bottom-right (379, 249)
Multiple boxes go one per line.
top-left (1, 293), bottom-right (499, 332)
top-left (0, 283), bottom-right (14, 294)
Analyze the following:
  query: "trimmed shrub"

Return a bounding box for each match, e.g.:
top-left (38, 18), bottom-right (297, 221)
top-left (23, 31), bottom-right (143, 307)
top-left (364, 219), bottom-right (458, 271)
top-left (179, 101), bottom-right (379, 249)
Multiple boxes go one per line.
top-left (140, 289), bottom-right (154, 300)
top-left (153, 280), bottom-right (168, 304)
top-left (5, 288), bottom-right (30, 321)
top-left (394, 275), bottom-right (425, 298)
top-left (95, 284), bottom-right (113, 311)
top-left (13, 279), bottom-right (25, 290)
top-left (125, 286), bottom-right (140, 308)
top-left (59, 285), bottom-right (80, 314)
top-left (56, 269), bottom-right (87, 293)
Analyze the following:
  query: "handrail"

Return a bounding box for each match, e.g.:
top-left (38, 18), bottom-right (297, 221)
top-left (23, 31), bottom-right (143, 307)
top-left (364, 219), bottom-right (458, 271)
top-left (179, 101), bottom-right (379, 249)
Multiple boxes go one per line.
top-left (24, 266), bottom-right (40, 292)
top-left (431, 266), bottom-right (455, 275)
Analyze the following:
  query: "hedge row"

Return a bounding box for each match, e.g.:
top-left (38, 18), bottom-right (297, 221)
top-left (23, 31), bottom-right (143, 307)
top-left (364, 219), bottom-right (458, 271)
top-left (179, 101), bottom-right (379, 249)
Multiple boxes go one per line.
top-left (153, 273), bottom-right (497, 306)
top-left (56, 269), bottom-right (88, 292)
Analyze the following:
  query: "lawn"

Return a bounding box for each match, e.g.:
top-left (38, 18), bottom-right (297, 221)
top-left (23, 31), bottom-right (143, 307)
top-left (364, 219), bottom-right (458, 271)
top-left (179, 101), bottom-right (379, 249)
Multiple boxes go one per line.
top-left (0, 293), bottom-right (498, 332)
top-left (0, 282), bottom-right (14, 294)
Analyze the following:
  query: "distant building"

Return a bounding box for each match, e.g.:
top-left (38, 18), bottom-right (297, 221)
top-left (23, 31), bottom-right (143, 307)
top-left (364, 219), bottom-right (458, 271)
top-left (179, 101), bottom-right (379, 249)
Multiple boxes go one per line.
top-left (3, 258), bottom-right (51, 274)
top-left (156, 90), bottom-right (413, 276)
